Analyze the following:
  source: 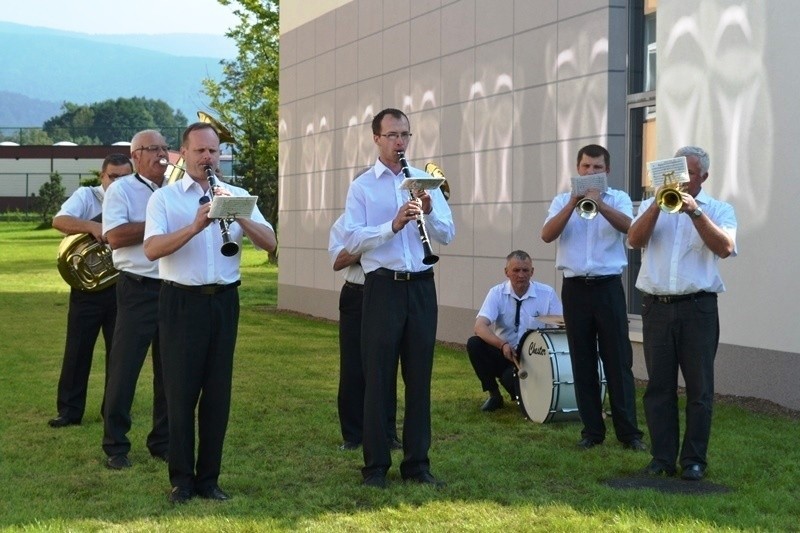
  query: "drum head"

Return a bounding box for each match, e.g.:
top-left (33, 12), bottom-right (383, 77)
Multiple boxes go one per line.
top-left (516, 329), bottom-right (571, 423)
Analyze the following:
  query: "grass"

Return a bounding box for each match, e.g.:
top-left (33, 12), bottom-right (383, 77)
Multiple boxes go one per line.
top-left (0, 221), bottom-right (798, 532)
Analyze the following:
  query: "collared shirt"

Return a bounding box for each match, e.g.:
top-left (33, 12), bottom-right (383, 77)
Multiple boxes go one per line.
top-left (102, 173), bottom-right (159, 278)
top-left (342, 158), bottom-right (455, 273)
top-left (477, 280), bottom-right (563, 348)
top-left (544, 188), bottom-right (632, 277)
top-left (56, 186), bottom-right (103, 221)
top-left (328, 213), bottom-right (365, 285)
top-left (144, 174), bottom-right (273, 286)
top-left (634, 189), bottom-right (737, 295)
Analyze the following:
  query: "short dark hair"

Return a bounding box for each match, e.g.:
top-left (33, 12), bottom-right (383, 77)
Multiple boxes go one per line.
top-left (372, 108), bottom-right (409, 135)
top-left (102, 153), bottom-right (132, 173)
top-left (506, 250), bottom-right (531, 262)
top-left (576, 144), bottom-right (610, 168)
top-left (182, 122), bottom-right (219, 146)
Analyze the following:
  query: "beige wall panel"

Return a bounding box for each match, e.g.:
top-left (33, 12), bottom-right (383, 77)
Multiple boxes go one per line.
top-left (409, 9), bottom-right (441, 64)
top-left (437, 255), bottom-right (475, 309)
top-left (514, 0), bottom-right (558, 32)
top-left (441, 49), bottom-right (475, 107)
top-left (382, 69), bottom-right (411, 113)
top-left (475, 0), bottom-right (513, 46)
top-left (472, 202), bottom-right (512, 259)
top-left (382, 21), bottom-right (410, 72)
top-left (511, 142), bottom-right (558, 204)
top-left (441, 0), bottom-right (476, 56)
top-left (514, 25), bottom-right (558, 91)
top-left (446, 203), bottom-right (474, 258)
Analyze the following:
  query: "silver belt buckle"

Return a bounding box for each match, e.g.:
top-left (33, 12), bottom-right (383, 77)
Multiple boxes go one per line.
top-left (393, 271), bottom-right (411, 281)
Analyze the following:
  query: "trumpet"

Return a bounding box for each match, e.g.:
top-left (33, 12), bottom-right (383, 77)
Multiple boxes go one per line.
top-left (656, 183), bottom-right (685, 213)
top-left (204, 165), bottom-right (240, 257)
top-left (398, 152), bottom-right (439, 265)
top-left (577, 198), bottom-right (598, 219)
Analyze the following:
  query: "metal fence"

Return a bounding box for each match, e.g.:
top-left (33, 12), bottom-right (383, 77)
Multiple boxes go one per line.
top-left (0, 173), bottom-right (93, 213)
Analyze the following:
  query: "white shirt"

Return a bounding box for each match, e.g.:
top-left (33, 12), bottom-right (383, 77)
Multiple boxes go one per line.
top-left (102, 173), bottom-right (160, 278)
top-left (144, 174), bottom-right (273, 285)
top-left (56, 186), bottom-right (103, 221)
top-left (328, 213), bottom-right (365, 285)
top-left (544, 188), bottom-right (632, 277)
top-left (343, 158), bottom-right (455, 273)
top-left (634, 189), bottom-right (737, 295)
top-left (477, 280), bottom-right (563, 348)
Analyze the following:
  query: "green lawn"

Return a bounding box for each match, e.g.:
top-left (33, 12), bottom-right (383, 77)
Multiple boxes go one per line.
top-left (0, 222), bottom-right (797, 532)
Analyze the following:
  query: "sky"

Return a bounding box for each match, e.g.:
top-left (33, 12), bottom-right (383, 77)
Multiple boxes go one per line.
top-left (0, 0), bottom-right (240, 36)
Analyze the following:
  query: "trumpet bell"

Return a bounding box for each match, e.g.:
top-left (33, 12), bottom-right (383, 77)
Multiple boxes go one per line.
top-left (657, 187), bottom-right (683, 214)
top-left (577, 198), bottom-right (598, 220)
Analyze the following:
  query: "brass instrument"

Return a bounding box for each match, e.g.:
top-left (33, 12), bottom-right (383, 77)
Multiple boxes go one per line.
top-left (577, 198), bottom-right (599, 219)
top-left (57, 233), bottom-right (118, 291)
top-left (424, 162), bottom-right (451, 202)
top-left (656, 171), bottom-right (685, 214)
top-left (166, 111), bottom-right (235, 185)
top-left (399, 152), bottom-right (439, 265)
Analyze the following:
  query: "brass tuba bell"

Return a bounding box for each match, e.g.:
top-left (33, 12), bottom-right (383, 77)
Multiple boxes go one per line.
top-left (57, 233), bottom-right (118, 291)
top-left (166, 111), bottom-right (236, 184)
top-left (424, 162), bottom-right (450, 201)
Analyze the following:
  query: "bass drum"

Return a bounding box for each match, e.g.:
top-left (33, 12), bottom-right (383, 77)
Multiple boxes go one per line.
top-left (515, 329), bottom-right (606, 423)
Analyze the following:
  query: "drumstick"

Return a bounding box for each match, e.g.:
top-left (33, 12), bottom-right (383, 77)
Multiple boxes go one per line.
top-left (512, 356), bottom-right (528, 380)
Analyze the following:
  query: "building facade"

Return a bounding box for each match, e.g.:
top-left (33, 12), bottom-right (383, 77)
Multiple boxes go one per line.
top-left (277, 0), bottom-right (799, 410)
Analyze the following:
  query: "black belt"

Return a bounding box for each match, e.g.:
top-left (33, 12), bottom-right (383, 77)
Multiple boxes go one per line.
top-left (565, 274), bottom-right (620, 285)
top-left (163, 280), bottom-right (240, 295)
top-left (370, 268), bottom-right (434, 281)
top-left (343, 281), bottom-right (364, 290)
top-left (121, 271), bottom-right (161, 285)
top-left (644, 291), bottom-right (716, 304)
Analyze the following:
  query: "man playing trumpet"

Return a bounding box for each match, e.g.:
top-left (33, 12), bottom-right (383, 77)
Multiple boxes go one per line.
top-left (628, 146), bottom-right (737, 481)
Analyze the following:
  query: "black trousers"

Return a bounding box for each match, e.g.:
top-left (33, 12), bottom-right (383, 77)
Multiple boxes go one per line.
top-left (55, 285), bottom-right (116, 421)
top-left (361, 273), bottom-right (437, 480)
top-left (562, 276), bottom-right (642, 443)
top-left (642, 293), bottom-right (719, 469)
top-left (338, 282), bottom-right (397, 445)
top-left (159, 283), bottom-right (238, 491)
top-left (465, 336), bottom-right (515, 398)
top-left (102, 272), bottom-right (168, 457)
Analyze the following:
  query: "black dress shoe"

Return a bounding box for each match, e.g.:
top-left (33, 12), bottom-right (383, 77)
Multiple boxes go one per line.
top-left (196, 485), bottom-right (230, 500)
top-left (106, 454), bottom-right (131, 470)
top-left (622, 438), bottom-right (648, 451)
top-left (339, 441), bottom-right (360, 451)
top-left (681, 464), bottom-right (706, 481)
top-left (577, 437), bottom-right (602, 449)
top-left (362, 474), bottom-right (387, 489)
top-left (48, 416), bottom-right (80, 428)
top-left (480, 395), bottom-right (503, 412)
top-left (169, 486), bottom-right (194, 504)
top-left (404, 471), bottom-right (446, 488)
top-left (642, 460), bottom-right (677, 477)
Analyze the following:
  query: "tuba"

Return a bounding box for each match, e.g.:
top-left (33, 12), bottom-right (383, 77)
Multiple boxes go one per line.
top-left (57, 233), bottom-right (118, 292)
top-left (166, 111), bottom-right (236, 184)
top-left (424, 162), bottom-right (451, 202)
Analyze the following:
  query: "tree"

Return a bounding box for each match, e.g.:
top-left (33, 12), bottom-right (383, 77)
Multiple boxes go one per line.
top-left (36, 172), bottom-right (66, 226)
top-left (202, 0), bottom-right (280, 260)
top-left (42, 98), bottom-right (187, 146)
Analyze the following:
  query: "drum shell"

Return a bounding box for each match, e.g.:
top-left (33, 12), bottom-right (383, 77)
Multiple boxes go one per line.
top-left (515, 328), bottom-right (606, 423)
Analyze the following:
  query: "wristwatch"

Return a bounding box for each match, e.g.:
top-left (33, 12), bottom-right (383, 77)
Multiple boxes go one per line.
top-left (690, 207), bottom-right (703, 219)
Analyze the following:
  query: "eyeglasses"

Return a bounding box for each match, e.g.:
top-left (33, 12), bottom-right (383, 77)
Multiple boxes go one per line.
top-left (135, 145), bottom-right (170, 153)
top-left (379, 132), bottom-right (412, 141)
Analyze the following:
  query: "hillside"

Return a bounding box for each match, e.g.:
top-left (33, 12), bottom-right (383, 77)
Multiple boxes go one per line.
top-left (0, 22), bottom-right (234, 127)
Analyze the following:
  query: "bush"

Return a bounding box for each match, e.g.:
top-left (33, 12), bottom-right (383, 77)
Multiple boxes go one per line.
top-left (35, 172), bottom-right (66, 225)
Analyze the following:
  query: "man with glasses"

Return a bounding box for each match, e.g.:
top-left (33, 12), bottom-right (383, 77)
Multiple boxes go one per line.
top-left (101, 130), bottom-right (170, 470)
top-left (144, 122), bottom-right (276, 504)
top-left (48, 153), bottom-right (132, 428)
top-left (342, 108), bottom-right (455, 488)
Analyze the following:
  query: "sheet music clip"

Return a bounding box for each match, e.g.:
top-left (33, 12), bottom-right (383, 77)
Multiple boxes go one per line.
top-left (399, 177), bottom-right (446, 191)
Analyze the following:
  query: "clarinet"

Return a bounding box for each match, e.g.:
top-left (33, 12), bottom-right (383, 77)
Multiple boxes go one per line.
top-left (204, 166), bottom-right (240, 257)
top-left (397, 152), bottom-right (439, 265)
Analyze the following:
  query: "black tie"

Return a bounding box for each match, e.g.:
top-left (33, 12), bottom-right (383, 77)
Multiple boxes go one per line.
top-left (514, 298), bottom-right (523, 333)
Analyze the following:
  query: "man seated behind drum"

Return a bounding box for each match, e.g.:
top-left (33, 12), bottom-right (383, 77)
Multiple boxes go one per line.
top-left (466, 250), bottom-right (562, 412)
